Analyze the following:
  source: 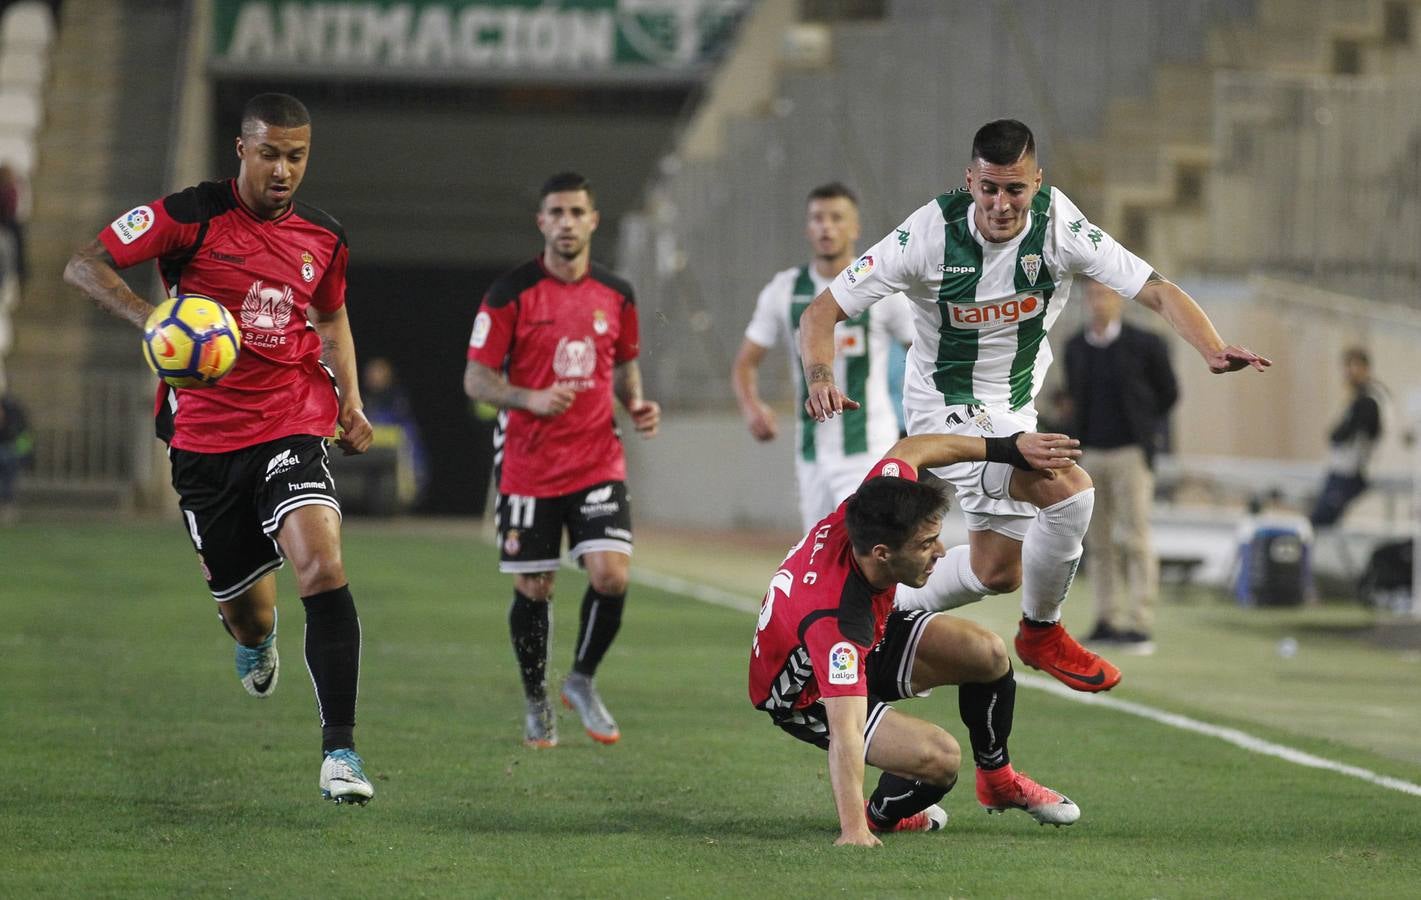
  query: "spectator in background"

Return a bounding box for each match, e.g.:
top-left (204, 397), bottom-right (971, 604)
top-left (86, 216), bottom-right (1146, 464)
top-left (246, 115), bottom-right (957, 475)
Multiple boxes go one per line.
top-left (0, 163), bottom-right (28, 284)
top-left (1064, 279), bottom-right (1178, 655)
top-left (1310, 347), bottom-right (1386, 527)
top-left (361, 356), bottom-right (429, 499)
top-left (0, 391), bottom-right (33, 524)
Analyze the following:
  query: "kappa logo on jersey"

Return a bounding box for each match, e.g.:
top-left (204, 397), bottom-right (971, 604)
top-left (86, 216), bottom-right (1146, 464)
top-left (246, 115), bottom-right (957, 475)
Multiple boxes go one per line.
top-left (265, 449), bottom-right (300, 481)
top-left (553, 336), bottom-right (596, 379)
top-left (844, 254), bottom-right (875, 284)
top-left (470, 310), bottom-right (492, 349)
top-left (300, 251), bottom-right (316, 284)
top-left (827, 642), bottom-right (859, 685)
top-left (944, 294), bottom-right (1045, 330)
top-left (1020, 253), bottom-right (1042, 286)
top-left (110, 205), bottom-right (154, 245)
top-left (592, 308), bottom-right (609, 335)
top-left (241, 281), bottom-right (295, 348)
top-left (881, 462), bottom-right (901, 478)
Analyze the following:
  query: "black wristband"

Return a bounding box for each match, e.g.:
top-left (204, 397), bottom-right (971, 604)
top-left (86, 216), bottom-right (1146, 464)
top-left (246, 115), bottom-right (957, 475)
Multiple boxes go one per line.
top-left (984, 432), bottom-right (1032, 470)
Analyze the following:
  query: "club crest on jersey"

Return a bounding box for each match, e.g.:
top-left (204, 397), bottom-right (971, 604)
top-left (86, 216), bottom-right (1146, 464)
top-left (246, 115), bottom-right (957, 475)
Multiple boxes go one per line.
top-left (943, 293), bottom-right (1044, 330)
top-left (827, 642), bottom-right (859, 685)
top-left (503, 529), bottom-right (521, 556)
top-left (300, 251), bottom-right (316, 283)
top-left (1020, 253), bottom-right (1042, 286)
top-left (110, 205), bottom-right (154, 244)
top-left (553, 336), bottom-right (596, 380)
top-left (881, 462), bottom-right (901, 478)
top-left (592, 308), bottom-right (608, 335)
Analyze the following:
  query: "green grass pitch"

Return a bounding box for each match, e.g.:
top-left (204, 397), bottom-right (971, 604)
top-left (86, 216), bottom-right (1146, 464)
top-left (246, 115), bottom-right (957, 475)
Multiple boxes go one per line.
top-left (2, 519), bottom-right (1419, 898)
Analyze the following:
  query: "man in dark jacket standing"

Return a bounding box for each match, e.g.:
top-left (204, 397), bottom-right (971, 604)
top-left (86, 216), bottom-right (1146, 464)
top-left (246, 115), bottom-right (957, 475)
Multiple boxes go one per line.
top-left (1064, 279), bottom-right (1178, 654)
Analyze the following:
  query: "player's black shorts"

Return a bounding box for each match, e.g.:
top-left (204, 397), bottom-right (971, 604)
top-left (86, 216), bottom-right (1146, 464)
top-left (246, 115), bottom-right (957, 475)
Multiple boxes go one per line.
top-left (495, 480), bottom-right (633, 574)
top-left (771, 609), bottom-right (942, 751)
top-left (169, 434), bottom-right (341, 601)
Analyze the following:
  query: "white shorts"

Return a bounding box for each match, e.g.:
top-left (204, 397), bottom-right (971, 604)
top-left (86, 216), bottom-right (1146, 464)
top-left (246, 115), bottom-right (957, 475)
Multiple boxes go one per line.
top-left (794, 454), bottom-right (879, 532)
top-left (904, 402), bottom-right (1038, 541)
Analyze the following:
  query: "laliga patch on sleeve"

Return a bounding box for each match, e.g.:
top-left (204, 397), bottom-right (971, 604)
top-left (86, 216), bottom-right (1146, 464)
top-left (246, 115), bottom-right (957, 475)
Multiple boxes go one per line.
top-left (469, 310), bottom-right (491, 348)
top-left (110, 205), bottom-right (155, 245)
top-left (844, 254), bottom-right (875, 285)
top-left (827, 641), bottom-right (860, 685)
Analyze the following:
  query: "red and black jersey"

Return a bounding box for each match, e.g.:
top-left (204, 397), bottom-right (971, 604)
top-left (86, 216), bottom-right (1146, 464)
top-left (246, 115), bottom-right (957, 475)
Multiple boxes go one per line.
top-left (467, 257), bottom-right (640, 498)
top-left (98, 179), bottom-right (348, 454)
top-left (748, 458), bottom-right (917, 716)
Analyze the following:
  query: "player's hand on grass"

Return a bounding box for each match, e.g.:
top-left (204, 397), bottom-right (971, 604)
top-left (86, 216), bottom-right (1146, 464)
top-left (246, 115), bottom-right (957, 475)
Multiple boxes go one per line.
top-left (1206, 344), bottom-right (1271, 374)
top-left (628, 399), bottom-right (660, 438)
top-left (1018, 432), bottom-right (1081, 471)
top-left (804, 380), bottom-right (860, 423)
top-left (528, 384), bottom-right (577, 417)
top-left (335, 407), bottom-right (373, 456)
top-left (834, 827), bottom-right (881, 848)
top-left (743, 400), bottom-right (778, 441)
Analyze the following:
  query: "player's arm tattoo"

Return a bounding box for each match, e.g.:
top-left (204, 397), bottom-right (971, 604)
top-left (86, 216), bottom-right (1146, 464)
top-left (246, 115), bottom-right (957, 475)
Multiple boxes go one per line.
top-left (464, 360), bottom-right (532, 410)
top-left (62, 239), bottom-right (152, 329)
top-left (613, 360), bottom-right (643, 408)
top-left (806, 363), bottom-right (835, 385)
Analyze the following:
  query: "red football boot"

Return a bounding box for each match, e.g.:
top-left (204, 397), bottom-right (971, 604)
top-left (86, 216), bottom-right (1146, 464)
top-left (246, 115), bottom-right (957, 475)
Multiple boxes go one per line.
top-left (1015, 618), bottom-right (1121, 692)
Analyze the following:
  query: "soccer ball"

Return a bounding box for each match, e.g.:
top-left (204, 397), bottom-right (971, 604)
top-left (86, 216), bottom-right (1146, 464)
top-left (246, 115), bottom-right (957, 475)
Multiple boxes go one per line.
top-left (142, 295), bottom-right (242, 388)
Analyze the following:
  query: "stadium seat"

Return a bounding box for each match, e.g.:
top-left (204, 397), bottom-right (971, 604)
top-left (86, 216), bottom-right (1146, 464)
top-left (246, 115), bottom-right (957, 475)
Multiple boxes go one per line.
top-left (0, 47), bottom-right (48, 92)
top-left (1, 2), bottom-right (55, 53)
top-left (0, 89), bottom-right (40, 135)
top-left (0, 133), bottom-right (35, 176)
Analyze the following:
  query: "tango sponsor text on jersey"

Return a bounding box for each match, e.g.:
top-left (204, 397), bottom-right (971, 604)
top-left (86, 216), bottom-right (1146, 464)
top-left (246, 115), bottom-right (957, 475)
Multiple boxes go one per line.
top-left (744, 264), bottom-right (914, 463)
top-left (99, 180), bottom-right (348, 453)
top-left (830, 185), bottom-right (1152, 412)
top-left (468, 259), bottom-right (639, 497)
top-left (748, 457), bottom-right (917, 716)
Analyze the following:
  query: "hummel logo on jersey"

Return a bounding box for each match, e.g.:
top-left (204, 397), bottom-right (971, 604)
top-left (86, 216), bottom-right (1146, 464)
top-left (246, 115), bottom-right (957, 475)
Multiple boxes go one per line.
top-left (266, 449), bottom-right (300, 481)
top-left (944, 294), bottom-right (1045, 330)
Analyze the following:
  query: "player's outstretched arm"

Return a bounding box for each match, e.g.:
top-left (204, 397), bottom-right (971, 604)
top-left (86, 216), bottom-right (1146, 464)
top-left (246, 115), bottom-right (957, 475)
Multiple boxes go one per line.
top-left (463, 360), bottom-right (575, 418)
top-left (312, 305), bottom-right (373, 455)
top-left (1134, 274), bottom-right (1271, 374)
top-left (797, 289), bottom-right (859, 422)
top-left (822, 696), bottom-right (880, 848)
top-left (63, 239), bottom-right (152, 330)
top-left (731, 338), bottom-right (778, 441)
top-left (884, 432), bottom-right (1079, 473)
top-left (614, 359), bottom-right (660, 438)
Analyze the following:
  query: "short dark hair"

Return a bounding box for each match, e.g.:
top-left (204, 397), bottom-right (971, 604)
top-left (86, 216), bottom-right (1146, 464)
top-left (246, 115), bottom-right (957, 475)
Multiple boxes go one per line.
top-left (540, 171), bottom-right (595, 207)
top-left (241, 93), bottom-right (311, 136)
top-left (807, 182), bottom-right (858, 206)
top-left (971, 119), bottom-right (1036, 165)
top-left (844, 476), bottom-right (950, 555)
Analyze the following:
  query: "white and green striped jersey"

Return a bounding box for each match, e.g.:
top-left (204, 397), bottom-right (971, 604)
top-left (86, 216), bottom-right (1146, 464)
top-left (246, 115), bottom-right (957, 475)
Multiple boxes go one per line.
top-left (745, 263), bottom-right (914, 463)
top-left (829, 186), bottom-right (1152, 412)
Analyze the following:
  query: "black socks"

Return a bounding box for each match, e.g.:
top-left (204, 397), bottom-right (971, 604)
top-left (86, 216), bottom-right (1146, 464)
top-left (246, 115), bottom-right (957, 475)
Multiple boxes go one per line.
top-left (509, 589), bottom-right (551, 700)
top-left (959, 667), bottom-right (1018, 771)
top-left (866, 772), bottom-right (952, 828)
top-left (572, 587), bottom-right (625, 677)
top-left (301, 585), bottom-right (360, 754)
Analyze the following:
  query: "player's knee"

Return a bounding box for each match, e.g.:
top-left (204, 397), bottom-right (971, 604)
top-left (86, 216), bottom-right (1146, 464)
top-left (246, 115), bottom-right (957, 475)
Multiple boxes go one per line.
top-left (292, 553), bottom-right (346, 596)
top-left (975, 630), bottom-right (1011, 680)
top-left (977, 559), bottom-right (1022, 594)
top-left (1035, 465), bottom-right (1093, 507)
top-left (588, 569), bottom-right (629, 596)
top-left (917, 729), bottom-right (961, 786)
top-left (515, 573), bottom-right (556, 601)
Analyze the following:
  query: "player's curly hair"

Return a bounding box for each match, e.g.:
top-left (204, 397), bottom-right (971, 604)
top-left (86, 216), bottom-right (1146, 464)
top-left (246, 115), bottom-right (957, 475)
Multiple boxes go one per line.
top-left (241, 93), bottom-right (311, 136)
top-left (844, 476), bottom-right (950, 555)
top-left (972, 119), bottom-right (1035, 165)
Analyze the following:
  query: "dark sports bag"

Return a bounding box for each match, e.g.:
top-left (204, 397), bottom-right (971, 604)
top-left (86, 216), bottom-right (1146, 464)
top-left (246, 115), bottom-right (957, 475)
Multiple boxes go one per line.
top-left (1358, 539), bottom-right (1413, 613)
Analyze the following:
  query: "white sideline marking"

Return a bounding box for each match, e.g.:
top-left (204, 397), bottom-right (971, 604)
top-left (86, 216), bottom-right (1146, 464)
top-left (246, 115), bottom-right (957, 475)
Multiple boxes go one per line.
top-left (633, 568), bottom-right (1421, 799)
